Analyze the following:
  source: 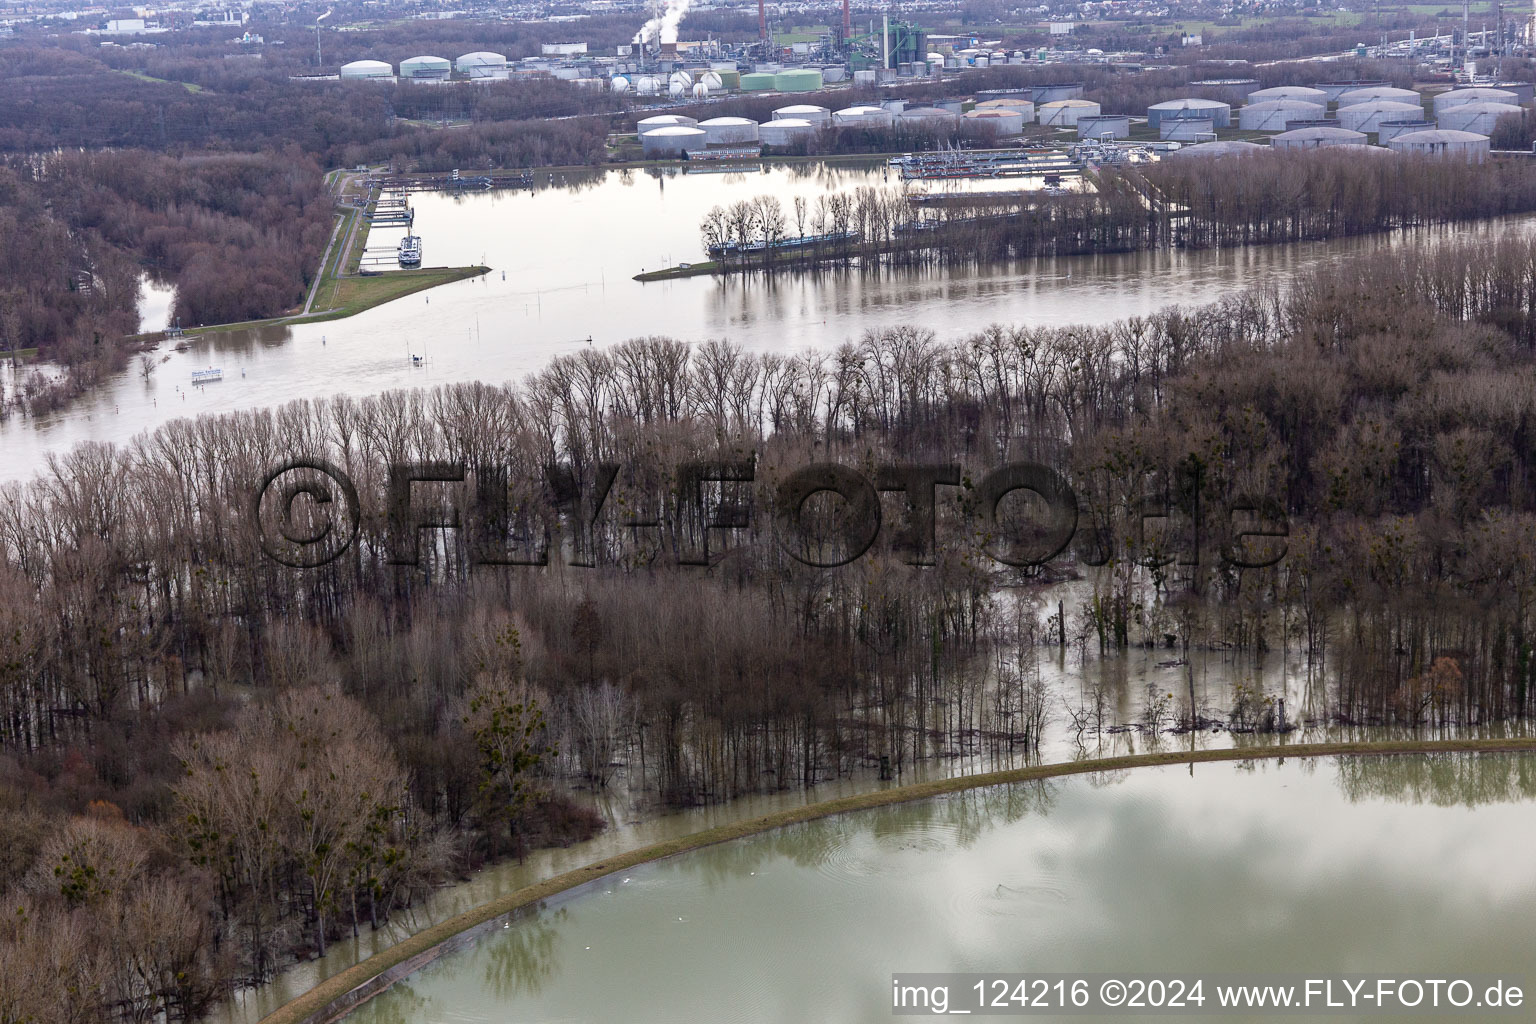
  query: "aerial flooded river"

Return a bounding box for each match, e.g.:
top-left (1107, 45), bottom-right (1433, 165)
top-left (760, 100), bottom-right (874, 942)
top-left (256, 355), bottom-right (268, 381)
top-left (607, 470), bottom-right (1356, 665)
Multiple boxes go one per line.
top-left (3, 162), bottom-right (1523, 482)
top-left (336, 753), bottom-right (1536, 1024)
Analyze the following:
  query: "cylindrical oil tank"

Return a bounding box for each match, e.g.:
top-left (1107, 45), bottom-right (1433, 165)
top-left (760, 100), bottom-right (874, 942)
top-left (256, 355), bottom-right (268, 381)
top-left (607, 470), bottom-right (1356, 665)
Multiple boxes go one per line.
top-left (1031, 83), bottom-right (1084, 103)
top-left (1337, 101), bottom-right (1424, 133)
top-left (1335, 86), bottom-right (1421, 107)
top-left (1387, 128), bottom-right (1490, 161)
top-left (1247, 85), bottom-right (1328, 105)
top-left (455, 52), bottom-right (507, 78)
top-left (1432, 87), bottom-right (1519, 115)
top-left (823, 65), bottom-right (847, 83)
top-left (852, 69), bottom-right (877, 87)
top-left (399, 55), bottom-right (451, 82)
top-left (1169, 140), bottom-right (1266, 158)
top-left (699, 116), bottom-right (760, 144)
top-left (1494, 81), bottom-right (1534, 104)
top-left (773, 104), bottom-right (830, 124)
top-left (1147, 98), bottom-right (1231, 130)
top-left (637, 114), bottom-right (697, 132)
top-left (1375, 119), bottom-right (1434, 144)
top-left (1189, 78), bottom-right (1260, 102)
top-left (900, 107), bottom-right (959, 127)
top-left (1312, 80), bottom-right (1389, 102)
top-left (1039, 99), bottom-right (1100, 126)
top-left (833, 105), bottom-right (894, 128)
top-left (962, 108), bottom-right (1025, 134)
top-left (759, 118), bottom-right (818, 146)
top-left (976, 98), bottom-right (1036, 119)
top-left (1076, 114), bottom-right (1130, 139)
top-left (339, 59), bottom-right (393, 80)
top-left (1437, 101), bottom-right (1522, 135)
top-left (1238, 100), bottom-right (1326, 130)
top-left (740, 72), bottom-right (776, 91)
top-left (640, 125), bottom-right (707, 157)
top-left (1160, 117), bottom-right (1215, 141)
top-left (774, 69), bottom-right (822, 92)
top-left (1270, 126), bottom-right (1367, 150)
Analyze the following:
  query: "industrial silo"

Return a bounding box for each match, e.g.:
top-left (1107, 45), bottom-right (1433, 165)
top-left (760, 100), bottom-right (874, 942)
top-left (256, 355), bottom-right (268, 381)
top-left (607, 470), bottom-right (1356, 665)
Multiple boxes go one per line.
top-left (1076, 114), bottom-right (1130, 139)
top-left (1147, 98), bottom-right (1231, 130)
top-left (339, 59), bottom-right (393, 81)
top-left (773, 104), bottom-right (830, 124)
top-left (1238, 100), bottom-right (1326, 131)
top-left (740, 72), bottom-right (776, 91)
top-left (962, 108), bottom-right (1025, 135)
top-left (1432, 87), bottom-right (1519, 115)
top-left (1387, 129), bottom-right (1490, 161)
top-left (1335, 86), bottom-right (1421, 108)
top-left (1160, 117), bottom-right (1215, 141)
top-left (833, 105), bottom-right (894, 128)
top-left (1337, 101), bottom-right (1424, 133)
top-left (455, 52), bottom-right (508, 79)
top-left (759, 118), bottom-right (818, 146)
top-left (1270, 126), bottom-right (1367, 150)
top-left (699, 116), bottom-right (760, 144)
top-left (1039, 99), bottom-right (1101, 126)
top-left (1437, 101), bottom-right (1521, 135)
top-left (1247, 86), bottom-right (1328, 105)
top-left (399, 55), bottom-right (451, 82)
top-left (774, 68), bottom-right (823, 92)
top-left (640, 125), bottom-right (708, 158)
top-left (1375, 119), bottom-right (1434, 144)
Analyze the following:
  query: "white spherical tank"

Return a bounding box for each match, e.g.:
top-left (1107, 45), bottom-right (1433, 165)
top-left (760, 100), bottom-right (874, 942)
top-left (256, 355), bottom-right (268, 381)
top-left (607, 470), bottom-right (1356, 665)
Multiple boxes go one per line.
top-left (1238, 100), bottom-right (1326, 131)
top-left (692, 82), bottom-right (709, 99)
top-left (699, 116), bottom-right (760, 144)
top-left (610, 75), bottom-right (631, 93)
top-left (634, 75), bottom-right (661, 96)
top-left (699, 71), bottom-right (724, 91)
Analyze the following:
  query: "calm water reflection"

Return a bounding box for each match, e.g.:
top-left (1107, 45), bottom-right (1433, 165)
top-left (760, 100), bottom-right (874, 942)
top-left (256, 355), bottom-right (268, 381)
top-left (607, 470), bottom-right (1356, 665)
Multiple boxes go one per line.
top-left (344, 753), bottom-right (1536, 1024)
top-left (7, 165), bottom-right (1527, 481)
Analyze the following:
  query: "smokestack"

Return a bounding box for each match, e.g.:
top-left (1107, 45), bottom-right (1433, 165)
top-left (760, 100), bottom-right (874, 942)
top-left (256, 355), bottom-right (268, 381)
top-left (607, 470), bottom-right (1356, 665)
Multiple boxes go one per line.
top-left (842, 0), bottom-right (851, 41)
top-left (883, 13), bottom-right (890, 70)
top-left (758, 0), bottom-right (766, 41)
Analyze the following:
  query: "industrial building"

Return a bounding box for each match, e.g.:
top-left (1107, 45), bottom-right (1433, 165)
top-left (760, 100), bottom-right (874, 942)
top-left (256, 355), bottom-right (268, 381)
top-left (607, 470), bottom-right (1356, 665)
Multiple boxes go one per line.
top-left (1147, 98), bottom-right (1231, 130)
top-left (1270, 126), bottom-right (1368, 150)
top-left (1437, 101), bottom-right (1522, 135)
top-left (1337, 101), bottom-right (1425, 134)
top-left (1386, 129), bottom-right (1490, 161)
top-left (399, 55), bottom-right (451, 82)
top-left (339, 59), bottom-right (393, 81)
top-left (1239, 100), bottom-right (1326, 131)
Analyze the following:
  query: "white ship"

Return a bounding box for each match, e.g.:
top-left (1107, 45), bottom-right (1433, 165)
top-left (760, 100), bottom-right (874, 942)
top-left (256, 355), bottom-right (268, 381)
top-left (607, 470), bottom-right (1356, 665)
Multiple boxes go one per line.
top-left (398, 235), bottom-right (422, 267)
top-left (191, 367), bottom-right (223, 385)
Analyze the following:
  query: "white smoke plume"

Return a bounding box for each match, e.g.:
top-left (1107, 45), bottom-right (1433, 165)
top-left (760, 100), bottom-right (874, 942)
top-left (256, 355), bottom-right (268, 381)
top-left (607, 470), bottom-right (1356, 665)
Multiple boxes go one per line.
top-left (633, 0), bottom-right (692, 45)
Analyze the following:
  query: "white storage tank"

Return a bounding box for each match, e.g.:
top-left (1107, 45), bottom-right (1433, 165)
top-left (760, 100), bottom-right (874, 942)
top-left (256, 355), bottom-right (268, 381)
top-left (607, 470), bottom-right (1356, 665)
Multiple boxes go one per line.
top-left (852, 69), bottom-right (877, 87)
top-left (1147, 98), bottom-right (1231, 129)
top-left (455, 52), bottom-right (508, 79)
top-left (1335, 86), bottom-right (1421, 107)
top-left (1076, 114), bottom-right (1130, 139)
top-left (1271, 126), bottom-right (1368, 150)
top-left (1337, 101), bottom-right (1424, 134)
top-left (699, 116), bottom-right (760, 144)
top-left (1387, 128), bottom-right (1490, 161)
top-left (900, 107), bottom-right (960, 127)
top-left (1437, 101), bottom-right (1522, 135)
top-left (1246, 86), bottom-right (1328, 105)
top-left (773, 104), bottom-right (831, 125)
top-left (760, 118), bottom-right (819, 146)
top-left (1238, 100), bottom-right (1327, 131)
top-left (833, 105), bottom-right (894, 128)
top-left (637, 114), bottom-right (697, 132)
top-left (1169, 140), bottom-right (1266, 158)
top-left (339, 59), bottom-right (393, 81)
top-left (1375, 120), bottom-right (1434, 144)
top-left (399, 55), bottom-right (451, 82)
top-left (1039, 99), bottom-right (1101, 126)
top-left (640, 125), bottom-right (708, 157)
top-left (1160, 117), bottom-right (1215, 141)
top-left (976, 98), bottom-right (1036, 121)
top-left (962, 108), bottom-right (1025, 135)
top-left (1432, 87), bottom-right (1519, 115)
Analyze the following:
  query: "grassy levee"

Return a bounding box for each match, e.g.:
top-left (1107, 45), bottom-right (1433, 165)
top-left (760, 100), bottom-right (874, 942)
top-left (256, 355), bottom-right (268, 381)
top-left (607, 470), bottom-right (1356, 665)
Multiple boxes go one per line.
top-left (257, 736), bottom-right (1536, 1024)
